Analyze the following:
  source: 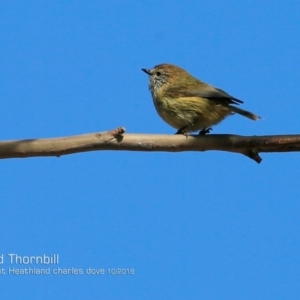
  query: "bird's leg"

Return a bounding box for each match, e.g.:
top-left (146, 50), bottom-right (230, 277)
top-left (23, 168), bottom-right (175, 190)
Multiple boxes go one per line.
top-left (175, 124), bottom-right (191, 135)
top-left (175, 128), bottom-right (186, 135)
top-left (199, 127), bottom-right (212, 135)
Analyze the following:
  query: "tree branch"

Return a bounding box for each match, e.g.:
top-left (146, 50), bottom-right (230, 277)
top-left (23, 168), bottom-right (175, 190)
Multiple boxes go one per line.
top-left (1, 127), bottom-right (300, 163)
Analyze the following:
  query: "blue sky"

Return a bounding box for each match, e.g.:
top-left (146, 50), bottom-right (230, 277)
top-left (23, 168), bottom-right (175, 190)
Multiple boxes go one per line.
top-left (1, 1), bottom-right (300, 299)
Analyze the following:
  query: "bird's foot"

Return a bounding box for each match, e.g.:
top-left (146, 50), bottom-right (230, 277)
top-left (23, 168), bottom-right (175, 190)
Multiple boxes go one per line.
top-left (199, 127), bottom-right (212, 135)
top-left (175, 129), bottom-right (185, 135)
top-left (175, 124), bottom-right (190, 135)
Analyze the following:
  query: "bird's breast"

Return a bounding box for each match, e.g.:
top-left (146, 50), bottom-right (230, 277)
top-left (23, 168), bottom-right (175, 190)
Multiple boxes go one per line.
top-left (151, 93), bottom-right (233, 131)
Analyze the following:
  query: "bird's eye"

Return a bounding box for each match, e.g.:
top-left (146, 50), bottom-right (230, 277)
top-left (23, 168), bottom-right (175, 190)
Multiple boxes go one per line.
top-left (156, 71), bottom-right (161, 76)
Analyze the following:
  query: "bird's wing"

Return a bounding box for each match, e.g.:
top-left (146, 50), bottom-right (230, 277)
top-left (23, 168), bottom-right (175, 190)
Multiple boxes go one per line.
top-left (167, 85), bottom-right (243, 105)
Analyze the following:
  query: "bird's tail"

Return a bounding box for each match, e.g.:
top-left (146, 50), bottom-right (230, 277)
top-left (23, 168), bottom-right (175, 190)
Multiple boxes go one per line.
top-left (229, 105), bottom-right (261, 121)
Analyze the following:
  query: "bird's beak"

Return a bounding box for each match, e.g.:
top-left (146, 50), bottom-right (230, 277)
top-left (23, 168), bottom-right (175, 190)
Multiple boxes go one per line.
top-left (141, 68), bottom-right (151, 75)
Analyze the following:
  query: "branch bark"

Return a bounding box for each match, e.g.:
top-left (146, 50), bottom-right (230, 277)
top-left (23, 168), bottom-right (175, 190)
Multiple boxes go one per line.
top-left (1, 127), bottom-right (300, 163)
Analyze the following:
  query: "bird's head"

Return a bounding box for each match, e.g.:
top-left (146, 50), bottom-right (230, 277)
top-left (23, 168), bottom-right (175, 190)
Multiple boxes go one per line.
top-left (142, 64), bottom-right (189, 94)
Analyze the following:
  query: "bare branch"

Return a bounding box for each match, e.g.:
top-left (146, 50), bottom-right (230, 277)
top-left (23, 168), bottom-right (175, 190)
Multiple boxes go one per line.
top-left (1, 127), bottom-right (300, 163)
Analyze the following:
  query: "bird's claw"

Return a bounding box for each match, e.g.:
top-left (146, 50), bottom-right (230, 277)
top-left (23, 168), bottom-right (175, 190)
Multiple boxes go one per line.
top-left (199, 127), bottom-right (212, 135)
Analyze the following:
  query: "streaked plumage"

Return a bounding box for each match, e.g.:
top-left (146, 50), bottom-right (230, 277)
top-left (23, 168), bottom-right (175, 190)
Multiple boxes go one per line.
top-left (142, 64), bottom-right (260, 134)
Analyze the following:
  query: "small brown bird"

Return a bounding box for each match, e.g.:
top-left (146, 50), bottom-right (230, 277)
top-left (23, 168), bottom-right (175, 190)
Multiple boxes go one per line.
top-left (142, 63), bottom-right (261, 134)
